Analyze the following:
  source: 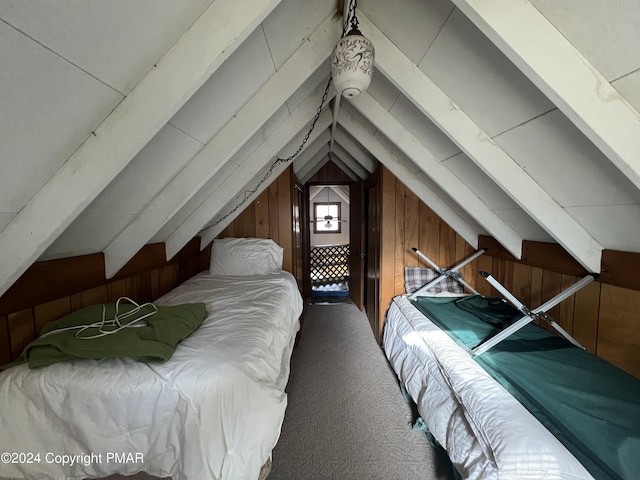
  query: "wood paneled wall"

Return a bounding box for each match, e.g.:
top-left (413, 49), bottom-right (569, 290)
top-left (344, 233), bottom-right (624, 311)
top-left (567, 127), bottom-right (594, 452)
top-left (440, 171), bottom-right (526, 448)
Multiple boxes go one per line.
top-left (0, 166), bottom-right (299, 367)
top-left (379, 166), bottom-right (480, 339)
top-left (476, 237), bottom-right (640, 378)
top-left (378, 165), bottom-right (640, 378)
top-left (0, 238), bottom-right (207, 365)
top-left (215, 166), bottom-right (297, 279)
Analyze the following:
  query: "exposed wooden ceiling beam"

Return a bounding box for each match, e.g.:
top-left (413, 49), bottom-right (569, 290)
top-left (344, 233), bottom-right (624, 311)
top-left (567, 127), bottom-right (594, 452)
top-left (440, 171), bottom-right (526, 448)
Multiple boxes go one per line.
top-left (0, 0), bottom-right (282, 297)
top-left (329, 152), bottom-right (361, 181)
top-left (453, 0), bottom-right (640, 190)
top-left (103, 14), bottom-right (341, 278)
top-left (199, 109), bottom-right (334, 247)
top-left (334, 128), bottom-right (377, 174)
top-left (165, 87), bottom-right (335, 259)
top-left (339, 108), bottom-right (481, 248)
top-left (358, 12), bottom-right (603, 272)
top-left (296, 145), bottom-right (331, 184)
top-left (348, 91), bottom-right (523, 259)
top-left (293, 133), bottom-right (331, 179)
top-left (332, 143), bottom-right (370, 180)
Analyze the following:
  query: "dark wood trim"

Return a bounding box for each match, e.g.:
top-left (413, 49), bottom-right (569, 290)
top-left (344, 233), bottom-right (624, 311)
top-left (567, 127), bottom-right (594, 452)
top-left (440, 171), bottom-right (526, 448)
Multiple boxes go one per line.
top-left (478, 236), bottom-right (587, 276)
top-left (521, 241), bottom-right (588, 277)
top-left (112, 243), bottom-right (167, 280)
top-left (0, 253), bottom-right (106, 315)
top-left (479, 235), bottom-right (640, 291)
top-left (601, 249), bottom-right (640, 291)
top-left (307, 161), bottom-right (354, 184)
top-left (0, 238), bottom-right (204, 316)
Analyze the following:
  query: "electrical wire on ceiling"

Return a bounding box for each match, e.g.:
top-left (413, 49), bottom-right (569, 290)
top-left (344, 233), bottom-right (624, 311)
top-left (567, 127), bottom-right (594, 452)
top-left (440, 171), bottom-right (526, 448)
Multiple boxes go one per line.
top-left (204, 0), bottom-right (371, 232)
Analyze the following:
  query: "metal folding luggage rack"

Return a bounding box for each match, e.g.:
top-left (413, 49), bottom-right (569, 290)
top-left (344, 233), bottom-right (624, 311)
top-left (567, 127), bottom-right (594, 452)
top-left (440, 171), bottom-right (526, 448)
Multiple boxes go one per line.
top-left (409, 247), bottom-right (598, 356)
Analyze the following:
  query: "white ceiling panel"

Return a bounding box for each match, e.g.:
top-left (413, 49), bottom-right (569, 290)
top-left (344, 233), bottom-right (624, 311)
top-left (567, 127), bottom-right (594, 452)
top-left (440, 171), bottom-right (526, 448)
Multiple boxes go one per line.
top-left (342, 103), bottom-right (378, 138)
top-left (494, 209), bottom-right (554, 243)
top-left (231, 104), bottom-right (291, 165)
top-left (0, 215), bottom-right (11, 232)
top-left (41, 214), bottom-right (135, 261)
top-left (4, 0), bottom-right (640, 290)
top-left (85, 124), bottom-right (204, 215)
top-left (293, 134), bottom-right (331, 179)
top-left (169, 26), bottom-right (276, 143)
top-left (613, 70), bottom-right (640, 112)
top-left (367, 68), bottom-right (401, 112)
top-left (0, 21), bottom-right (123, 214)
top-left (420, 9), bottom-right (554, 138)
top-left (0, 0), bottom-right (214, 94)
top-left (261, 0), bottom-right (335, 69)
top-left (46, 121), bottom-right (215, 256)
top-left (151, 159), bottom-right (242, 244)
top-left (150, 215), bottom-right (189, 245)
top-left (494, 109), bottom-right (640, 208)
top-left (285, 63), bottom-right (329, 113)
top-left (413, 169), bottom-right (487, 236)
top-left (530, 0), bottom-right (640, 81)
top-left (388, 95), bottom-right (461, 161)
top-left (369, 131), bottom-right (420, 175)
top-left (567, 205), bottom-right (640, 253)
top-left (442, 153), bottom-right (520, 210)
top-left (360, 0), bottom-right (454, 65)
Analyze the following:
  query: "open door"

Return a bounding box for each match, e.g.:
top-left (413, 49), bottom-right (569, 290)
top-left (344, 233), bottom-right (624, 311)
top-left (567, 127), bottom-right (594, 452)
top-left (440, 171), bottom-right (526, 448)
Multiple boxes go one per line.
top-left (364, 171), bottom-right (381, 339)
top-left (349, 181), bottom-right (365, 310)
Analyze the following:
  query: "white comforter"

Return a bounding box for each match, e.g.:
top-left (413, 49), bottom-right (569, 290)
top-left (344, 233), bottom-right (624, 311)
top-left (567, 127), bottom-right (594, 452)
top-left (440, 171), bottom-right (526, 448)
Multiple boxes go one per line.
top-left (0, 271), bottom-right (303, 480)
top-left (383, 295), bottom-right (594, 480)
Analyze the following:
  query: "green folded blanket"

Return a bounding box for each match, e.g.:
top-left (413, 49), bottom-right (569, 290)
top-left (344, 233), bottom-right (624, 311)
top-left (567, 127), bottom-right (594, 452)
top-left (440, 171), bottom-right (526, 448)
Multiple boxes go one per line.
top-left (3, 301), bottom-right (207, 369)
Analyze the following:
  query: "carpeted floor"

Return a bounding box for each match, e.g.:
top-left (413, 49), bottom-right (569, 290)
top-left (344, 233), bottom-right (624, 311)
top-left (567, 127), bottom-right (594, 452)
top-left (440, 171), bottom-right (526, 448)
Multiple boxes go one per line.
top-left (96, 297), bottom-right (454, 480)
top-left (268, 298), bottom-right (454, 480)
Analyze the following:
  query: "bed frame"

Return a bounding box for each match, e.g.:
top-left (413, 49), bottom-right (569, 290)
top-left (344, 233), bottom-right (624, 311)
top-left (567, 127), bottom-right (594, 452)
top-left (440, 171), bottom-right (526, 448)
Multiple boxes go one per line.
top-left (472, 270), bottom-right (597, 355)
top-left (408, 247), bottom-right (597, 355)
top-left (384, 249), bottom-right (640, 480)
top-left (408, 247), bottom-right (485, 298)
top-left (0, 267), bottom-right (303, 480)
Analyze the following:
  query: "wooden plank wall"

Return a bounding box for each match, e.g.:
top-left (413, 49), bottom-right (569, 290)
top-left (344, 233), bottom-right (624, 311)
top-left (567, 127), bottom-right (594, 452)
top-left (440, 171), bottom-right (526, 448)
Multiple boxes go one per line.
top-left (378, 166), bottom-right (479, 340)
top-left (0, 238), bottom-right (207, 365)
top-left (215, 166), bottom-right (296, 277)
top-left (476, 237), bottom-right (640, 378)
top-left (0, 166), bottom-right (298, 366)
top-left (379, 165), bottom-right (640, 378)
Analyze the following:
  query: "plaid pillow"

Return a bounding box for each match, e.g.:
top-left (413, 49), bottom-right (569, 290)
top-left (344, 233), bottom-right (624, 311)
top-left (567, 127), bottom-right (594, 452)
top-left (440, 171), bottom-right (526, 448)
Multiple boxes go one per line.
top-left (404, 266), bottom-right (464, 294)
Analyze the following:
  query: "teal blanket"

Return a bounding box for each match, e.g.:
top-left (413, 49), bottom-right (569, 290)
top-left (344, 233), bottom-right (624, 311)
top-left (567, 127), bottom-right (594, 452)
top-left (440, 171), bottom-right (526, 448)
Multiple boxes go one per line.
top-left (411, 295), bottom-right (640, 480)
top-left (4, 302), bottom-right (207, 369)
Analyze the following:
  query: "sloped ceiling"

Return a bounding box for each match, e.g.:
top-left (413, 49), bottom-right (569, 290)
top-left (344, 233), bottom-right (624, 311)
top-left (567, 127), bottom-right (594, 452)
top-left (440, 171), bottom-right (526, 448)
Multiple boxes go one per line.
top-left (0, 0), bottom-right (639, 297)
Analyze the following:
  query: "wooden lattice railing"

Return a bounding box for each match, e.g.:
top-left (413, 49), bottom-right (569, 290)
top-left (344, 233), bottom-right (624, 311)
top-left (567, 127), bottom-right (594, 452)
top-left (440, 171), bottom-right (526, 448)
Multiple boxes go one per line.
top-left (310, 244), bottom-right (349, 286)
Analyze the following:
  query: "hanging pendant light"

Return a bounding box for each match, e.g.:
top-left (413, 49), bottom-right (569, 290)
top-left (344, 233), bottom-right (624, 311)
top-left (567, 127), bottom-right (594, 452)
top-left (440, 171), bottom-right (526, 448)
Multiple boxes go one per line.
top-left (331, 1), bottom-right (374, 99)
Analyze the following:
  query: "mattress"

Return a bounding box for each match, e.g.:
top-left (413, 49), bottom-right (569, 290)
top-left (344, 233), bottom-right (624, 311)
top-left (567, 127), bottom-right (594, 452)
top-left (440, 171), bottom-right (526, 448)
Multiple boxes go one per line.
top-left (0, 270), bottom-right (303, 480)
top-left (410, 294), bottom-right (640, 480)
top-left (383, 294), bottom-right (595, 480)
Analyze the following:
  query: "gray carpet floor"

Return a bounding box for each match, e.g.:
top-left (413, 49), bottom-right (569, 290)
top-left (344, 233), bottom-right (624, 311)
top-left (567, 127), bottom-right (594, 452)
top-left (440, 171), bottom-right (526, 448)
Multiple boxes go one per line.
top-left (268, 297), bottom-right (454, 480)
top-left (96, 297), bottom-right (453, 480)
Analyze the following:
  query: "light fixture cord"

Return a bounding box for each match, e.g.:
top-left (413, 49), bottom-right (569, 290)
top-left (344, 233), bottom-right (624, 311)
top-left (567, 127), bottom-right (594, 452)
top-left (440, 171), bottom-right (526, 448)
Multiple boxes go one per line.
top-left (204, 2), bottom-right (357, 232)
top-left (347, 0), bottom-right (359, 33)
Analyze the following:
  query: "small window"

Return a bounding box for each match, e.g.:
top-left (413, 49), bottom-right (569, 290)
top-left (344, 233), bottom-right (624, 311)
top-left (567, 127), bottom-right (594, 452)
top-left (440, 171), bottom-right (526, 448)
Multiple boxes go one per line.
top-left (313, 202), bottom-right (341, 233)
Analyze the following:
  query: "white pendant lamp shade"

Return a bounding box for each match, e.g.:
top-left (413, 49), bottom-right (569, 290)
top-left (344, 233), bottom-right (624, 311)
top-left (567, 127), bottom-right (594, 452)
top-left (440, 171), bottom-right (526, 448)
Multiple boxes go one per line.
top-left (331, 30), bottom-right (375, 98)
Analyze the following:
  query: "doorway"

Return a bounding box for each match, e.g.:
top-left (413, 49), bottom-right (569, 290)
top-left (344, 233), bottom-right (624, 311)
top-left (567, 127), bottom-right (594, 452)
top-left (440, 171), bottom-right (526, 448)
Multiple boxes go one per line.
top-left (308, 185), bottom-right (350, 298)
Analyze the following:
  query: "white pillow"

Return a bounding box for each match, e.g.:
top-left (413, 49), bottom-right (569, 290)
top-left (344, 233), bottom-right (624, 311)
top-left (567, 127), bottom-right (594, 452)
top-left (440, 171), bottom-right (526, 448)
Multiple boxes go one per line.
top-left (209, 237), bottom-right (283, 276)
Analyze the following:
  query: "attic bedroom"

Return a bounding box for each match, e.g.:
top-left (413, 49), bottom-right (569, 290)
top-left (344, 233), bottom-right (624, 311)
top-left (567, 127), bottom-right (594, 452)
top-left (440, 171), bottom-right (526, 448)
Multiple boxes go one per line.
top-left (1, 0), bottom-right (639, 479)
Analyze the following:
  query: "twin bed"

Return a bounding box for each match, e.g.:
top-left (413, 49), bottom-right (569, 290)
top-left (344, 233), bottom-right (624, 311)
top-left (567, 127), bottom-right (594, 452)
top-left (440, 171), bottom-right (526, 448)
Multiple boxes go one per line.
top-left (0, 238), bottom-right (303, 480)
top-left (383, 259), bottom-right (640, 480)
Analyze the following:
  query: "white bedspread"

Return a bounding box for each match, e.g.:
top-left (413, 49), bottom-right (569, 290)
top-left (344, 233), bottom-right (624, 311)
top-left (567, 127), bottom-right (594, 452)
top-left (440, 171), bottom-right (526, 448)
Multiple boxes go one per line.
top-left (383, 295), bottom-right (594, 480)
top-left (0, 271), bottom-right (303, 480)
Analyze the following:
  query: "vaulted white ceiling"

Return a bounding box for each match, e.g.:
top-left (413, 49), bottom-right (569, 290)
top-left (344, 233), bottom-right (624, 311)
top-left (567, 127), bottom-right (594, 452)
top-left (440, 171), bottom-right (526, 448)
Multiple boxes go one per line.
top-left (0, 0), bottom-right (639, 296)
